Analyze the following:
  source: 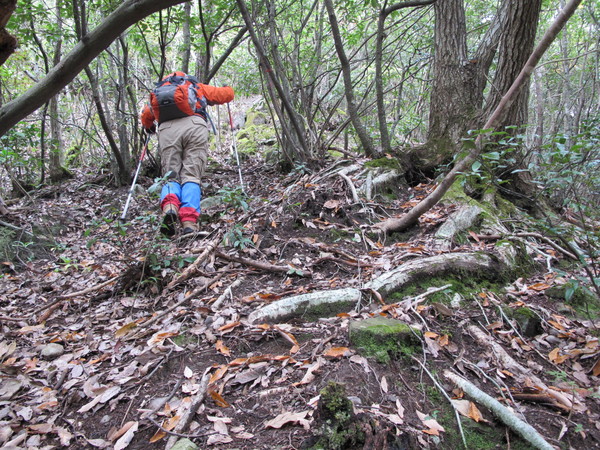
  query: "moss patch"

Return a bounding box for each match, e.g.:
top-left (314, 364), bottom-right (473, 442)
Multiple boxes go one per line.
top-left (349, 317), bottom-right (421, 363)
top-left (310, 382), bottom-right (364, 450)
top-left (365, 157), bottom-right (402, 172)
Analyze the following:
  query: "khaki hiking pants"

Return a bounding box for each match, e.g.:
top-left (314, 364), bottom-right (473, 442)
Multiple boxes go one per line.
top-left (157, 115), bottom-right (208, 185)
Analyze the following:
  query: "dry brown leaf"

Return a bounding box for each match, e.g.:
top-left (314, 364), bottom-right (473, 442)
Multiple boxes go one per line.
top-left (528, 282), bottom-right (551, 291)
top-left (209, 365), bottom-right (228, 385)
top-left (114, 322), bottom-right (137, 338)
top-left (592, 357), bottom-right (600, 377)
top-left (219, 321), bottom-right (241, 332)
top-left (216, 340), bottom-right (231, 357)
top-left (549, 348), bottom-right (570, 364)
top-left (114, 421), bottom-right (138, 450)
top-left (416, 410), bottom-right (445, 436)
top-left (209, 389), bottom-right (230, 408)
top-left (323, 347), bottom-right (351, 358)
top-left (264, 411), bottom-right (310, 430)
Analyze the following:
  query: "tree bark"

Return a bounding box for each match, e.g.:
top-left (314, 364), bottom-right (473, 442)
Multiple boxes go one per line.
top-left (426, 0), bottom-right (475, 159)
top-left (180, 0), bottom-right (191, 73)
top-left (323, 0), bottom-right (378, 158)
top-left (377, 0), bottom-right (584, 234)
top-left (0, 0), bottom-right (188, 138)
top-left (483, 0), bottom-right (542, 130)
top-left (0, 0), bottom-right (16, 66)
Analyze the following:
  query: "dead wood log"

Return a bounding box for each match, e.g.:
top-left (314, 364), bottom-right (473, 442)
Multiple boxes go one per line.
top-left (444, 370), bottom-right (555, 450)
top-left (248, 288), bottom-right (362, 323)
top-left (248, 248), bottom-right (519, 323)
top-left (365, 251), bottom-right (506, 298)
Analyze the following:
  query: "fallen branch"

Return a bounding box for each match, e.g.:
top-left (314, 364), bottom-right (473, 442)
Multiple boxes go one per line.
top-left (165, 370), bottom-right (211, 449)
top-left (211, 278), bottom-right (244, 309)
top-left (166, 234), bottom-right (221, 290)
top-left (214, 249), bottom-right (310, 276)
top-left (413, 358), bottom-right (466, 449)
top-left (473, 232), bottom-right (577, 260)
top-left (32, 276), bottom-right (119, 319)
top-left (444, 370), bottom-right (555, 450)
top-left (338, 171), bottom-right (360, 203)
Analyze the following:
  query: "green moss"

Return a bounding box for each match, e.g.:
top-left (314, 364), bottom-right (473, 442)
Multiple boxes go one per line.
top-left (300, 301), bottom-right (357, 322)
top-left (311, 382), bottom-right (365, 450)
top-left (389, 274), bottom-right (505, 306)
top-left (364, 157), bottom-right (402, 171)
top-left (440, 409), bottom-right (536, 449)
top-left (349, 317), bottom-right (421, 363)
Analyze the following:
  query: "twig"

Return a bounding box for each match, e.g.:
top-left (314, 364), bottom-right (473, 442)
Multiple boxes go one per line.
top-left (412, 357), bottom-right (467, 449)
top-left (473, 233), bottom-right (577, 260)
top-left (214, 249), bottom-right (308, 276)
top-left (211, 278), bottom-right (244, 310)
top-left (166, 234), bottom-right (222, 290)
top-left (444, 370), bottom-right (554, 450)
top-left (338, 171), bottom-right (360, 203)
top-left (32, 276), bottom-right (118, 318)
top-left (165, 370), bottom-right (211, 449)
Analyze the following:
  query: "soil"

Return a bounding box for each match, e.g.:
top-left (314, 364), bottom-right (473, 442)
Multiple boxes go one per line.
top-left (1, 133), bottom-right (600, 449)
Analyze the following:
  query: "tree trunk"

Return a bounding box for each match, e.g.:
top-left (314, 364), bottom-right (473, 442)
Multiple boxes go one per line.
top-left (0, 0), bottom-right (16, 66)
top-left (180, 0), bottom-right (191, 73)
top-left (0, 0), bottom-right (188, 138)
top-left (377, 0), bottom-right (584, 234)
top-left (426, 0), bottom-right (475, 160)
top-left (323, 0), bottom-right (378, 158)
top-left (483, 0), bottom-right (542, 131)
top-left (49, 0), bottom-right (69, 183)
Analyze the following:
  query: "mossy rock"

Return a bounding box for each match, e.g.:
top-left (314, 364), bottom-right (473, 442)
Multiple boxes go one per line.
top-left (349, 317), bottom-right (421, 363)
top-left (510, 306), bottom-right (542, 337)
top-left (364, 157), bottom-right (402, 172)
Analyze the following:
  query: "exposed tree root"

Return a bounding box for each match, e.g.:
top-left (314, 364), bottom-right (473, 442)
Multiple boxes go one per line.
top-left (444, 370), bottom-right (555, 450)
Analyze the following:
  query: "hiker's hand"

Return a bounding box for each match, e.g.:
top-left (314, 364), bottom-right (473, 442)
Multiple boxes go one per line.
top-left (144, 124), bottom-right (156, 135)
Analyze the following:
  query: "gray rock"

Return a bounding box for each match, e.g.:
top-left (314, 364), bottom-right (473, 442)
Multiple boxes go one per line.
top-left (170, 438), bottom-right (199, 450)
top-left (40, 343), bottom-right (65, 360)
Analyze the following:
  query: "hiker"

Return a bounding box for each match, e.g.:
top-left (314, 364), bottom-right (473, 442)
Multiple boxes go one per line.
top-left (141, 71), bottom-right (234, 236)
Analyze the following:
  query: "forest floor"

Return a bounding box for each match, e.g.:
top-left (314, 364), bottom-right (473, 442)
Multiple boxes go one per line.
top-left (1, 123), bottom-right (600, 449)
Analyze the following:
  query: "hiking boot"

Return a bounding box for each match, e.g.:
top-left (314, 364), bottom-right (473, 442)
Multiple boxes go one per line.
top-left (161, 205), bottom-right (179, 237)
top-left (181, 221), bottom-right (199, 236)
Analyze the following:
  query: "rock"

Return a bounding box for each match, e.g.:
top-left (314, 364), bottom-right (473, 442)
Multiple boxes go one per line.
top-left (435, 205), bottom-right (483, 241)
top-left (349, 317), bottom-right (421, 363)
top-left (512, 307), bottom-right (542, 337)
top-left (40, 343), bottom-right (64, 360)
top-left (170, 438), bottom-right (199, 450)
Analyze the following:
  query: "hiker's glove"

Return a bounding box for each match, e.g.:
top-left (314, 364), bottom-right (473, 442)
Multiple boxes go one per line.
top-left (145, 124), bottom-right (156, 135)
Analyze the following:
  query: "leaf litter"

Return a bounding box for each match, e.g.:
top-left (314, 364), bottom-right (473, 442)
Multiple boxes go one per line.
top-left (0, 150), bottom-right (599, 449)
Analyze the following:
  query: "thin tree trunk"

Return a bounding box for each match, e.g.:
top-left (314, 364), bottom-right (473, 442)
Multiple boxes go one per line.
top-left (235, 0), bottom-right (310, 162)
top-left (324, 0), bottom-right (378, 158)
top-left (377, 0), bottom-right (584, 234)
top-left (376, 1), bottom-right (436, 155)
top-left (0, 0), bottom-right (188, 138)
top-left (49, 0), bottom-right (67, 182)
top-left (180, 1), bottom-right (191, 72)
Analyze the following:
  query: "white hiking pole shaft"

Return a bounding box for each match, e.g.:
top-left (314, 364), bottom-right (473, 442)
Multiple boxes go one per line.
top-left (120, 134), bottom-right (151, 221)
top-left (227, 102), bottom-right (245, 194)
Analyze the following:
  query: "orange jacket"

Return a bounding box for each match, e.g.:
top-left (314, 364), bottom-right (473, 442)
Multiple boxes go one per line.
top-left (140, 71), bottom-right (234, 129)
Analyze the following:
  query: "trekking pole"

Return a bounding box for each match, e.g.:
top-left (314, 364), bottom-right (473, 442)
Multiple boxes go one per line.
top-left (226, 102), bottom-right (246, 194)
top-left (120, 133), bottom-right (151, 222)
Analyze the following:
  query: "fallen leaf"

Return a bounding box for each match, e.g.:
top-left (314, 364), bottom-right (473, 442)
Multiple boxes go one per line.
top-left (380, 376), bottom-right (388, 393)
top-left (114, 421), bottom-right (138, 450)
top-left (416, 410), bottom-right (445, 436)
top-left (218, 321), bottom-right (241, 332)
top-left (216, 340), bottom-right (231, 357)
top-left (592, 357), bottom-right (600, 377)
top-left (209, 389), bottom-right (230, 408)
top-left (264, 411), bottom-right (311, 430)
top-left (528, 282), bottom-right (551, 291)
top-left (115, 322), bottom-right (137, 338)
top-left (323, 347), bottom-right (351, 358)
